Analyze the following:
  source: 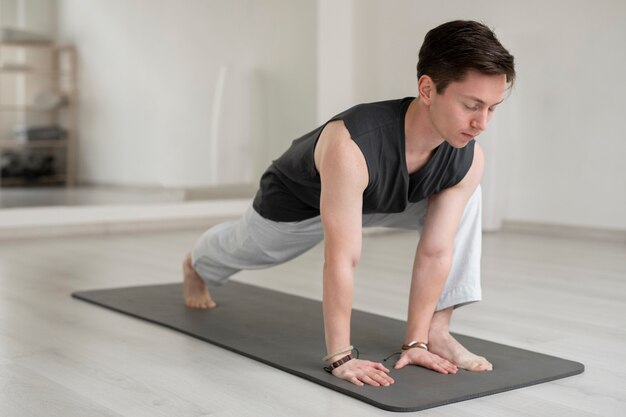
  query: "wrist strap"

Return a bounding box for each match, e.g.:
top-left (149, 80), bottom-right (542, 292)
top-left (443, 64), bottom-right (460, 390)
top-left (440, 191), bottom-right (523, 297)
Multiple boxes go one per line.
top-left (402, 340), bottom-right (429, 351)
top-left (323, 354), bottom-right (353, 373)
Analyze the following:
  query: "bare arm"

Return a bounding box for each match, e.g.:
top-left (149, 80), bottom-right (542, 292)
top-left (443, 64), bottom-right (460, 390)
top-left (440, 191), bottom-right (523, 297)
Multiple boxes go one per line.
top-left (395, 143), bottom-right (484, 371)
top-left (315, 120), bottom-right (394, 387)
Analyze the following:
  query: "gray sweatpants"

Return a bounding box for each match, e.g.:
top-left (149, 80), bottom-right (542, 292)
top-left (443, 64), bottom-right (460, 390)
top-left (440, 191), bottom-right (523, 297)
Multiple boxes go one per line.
top-left (192, 186), bottom-right (482, 311)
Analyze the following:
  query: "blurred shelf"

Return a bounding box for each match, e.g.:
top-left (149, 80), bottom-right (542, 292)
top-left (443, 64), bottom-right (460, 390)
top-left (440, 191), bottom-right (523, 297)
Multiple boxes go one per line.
top-left (0, 174), bottom-right (66, 186)
top-left (0, 68), bottom-right (68, 75)
top-left (0, 139), bottom-right (68, 149)
top-left (0, 105), bottom-right (68, 112)
top-left (0, 43), bottom-right (77, 188)
top-left (0, 41), bottom-right (54, 48)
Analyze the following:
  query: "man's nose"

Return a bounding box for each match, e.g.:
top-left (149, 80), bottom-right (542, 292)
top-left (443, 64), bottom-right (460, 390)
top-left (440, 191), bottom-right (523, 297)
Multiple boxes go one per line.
top-left (471, 110), bottom-right (489, 131)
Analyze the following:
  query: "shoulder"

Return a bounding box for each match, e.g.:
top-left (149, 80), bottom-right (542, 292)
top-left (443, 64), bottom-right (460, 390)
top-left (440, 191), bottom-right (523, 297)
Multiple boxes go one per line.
top-left (314, 120), bottom-right (368, 191)
top-left (333, 98), bottom-right (412, 137)
top-left (462, 141), bottom-right (484, 189)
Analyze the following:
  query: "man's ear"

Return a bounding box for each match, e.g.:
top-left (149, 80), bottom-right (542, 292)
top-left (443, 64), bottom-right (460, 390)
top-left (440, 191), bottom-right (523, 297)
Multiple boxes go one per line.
top-left (418, 75), bottom-right (435, 105)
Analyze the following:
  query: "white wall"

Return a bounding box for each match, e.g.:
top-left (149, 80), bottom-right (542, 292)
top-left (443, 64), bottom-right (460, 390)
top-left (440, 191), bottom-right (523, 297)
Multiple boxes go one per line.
top-left (57, 0), bottom-right (316, 187)
top-left (316, 0), bottom-right (354, 124)
top-left (502, 1), bottom-right (626, 231)
top-left (346, 0), bottom-right (626, 231)
top-left (47, 0), bottom-right (626, 230)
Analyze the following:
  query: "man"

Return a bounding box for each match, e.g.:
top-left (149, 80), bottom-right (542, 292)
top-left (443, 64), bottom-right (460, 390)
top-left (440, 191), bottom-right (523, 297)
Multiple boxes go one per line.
top-left (183, 20), bottom-right (515, 387)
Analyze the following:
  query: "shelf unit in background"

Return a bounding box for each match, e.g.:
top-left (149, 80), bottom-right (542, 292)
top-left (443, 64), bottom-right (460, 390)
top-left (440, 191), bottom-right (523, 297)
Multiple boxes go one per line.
top-left (0, 41), bottom-right (77, 187)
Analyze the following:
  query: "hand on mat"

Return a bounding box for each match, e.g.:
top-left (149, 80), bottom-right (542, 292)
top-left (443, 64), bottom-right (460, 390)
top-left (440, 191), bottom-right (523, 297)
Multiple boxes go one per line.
top-left (332, 359), bottom-right (395, 387)
top-left (394, 348), bottom-right (458, 374)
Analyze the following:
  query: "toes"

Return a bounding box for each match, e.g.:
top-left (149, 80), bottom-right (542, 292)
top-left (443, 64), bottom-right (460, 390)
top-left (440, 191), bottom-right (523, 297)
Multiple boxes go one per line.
top-left (184, 297), bottom-right (216, 309)
top-left (466, 358), bottom-right (493, 372)
top-left (474, 357), bottom-right (492, 371)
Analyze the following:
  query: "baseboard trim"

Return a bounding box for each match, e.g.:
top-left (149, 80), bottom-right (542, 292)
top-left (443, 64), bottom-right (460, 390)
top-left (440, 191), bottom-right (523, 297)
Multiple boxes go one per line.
top-left (501, 220), bottom-right (626, 244)
top-left (3, 202), bottom-right (624, 244)
top-left (0, 199), bottom-right (251, 240)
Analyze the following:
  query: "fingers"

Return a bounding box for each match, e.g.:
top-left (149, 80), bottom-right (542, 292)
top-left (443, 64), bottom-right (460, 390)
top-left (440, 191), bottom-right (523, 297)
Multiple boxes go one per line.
top-left (394, 350), bottom-right (459, 374)
top-left (371, 362), bottom-right (390, 373)
top-left (421, 352), bottom-right (457, 374)
top-left (350, 376), bottom-right (364, 387)
top-left (364, 369), bottom-right (394, 387)
top-left (429, 358), bottom-right (458, 374)
top-left (333, 352), bottom-right (461, 387)
top-left (334, 359), bottom-right (395, 387)
top-left (353, 366), bottom-right (394, 387)
top-left (394, 355), bottom-right (410, 370)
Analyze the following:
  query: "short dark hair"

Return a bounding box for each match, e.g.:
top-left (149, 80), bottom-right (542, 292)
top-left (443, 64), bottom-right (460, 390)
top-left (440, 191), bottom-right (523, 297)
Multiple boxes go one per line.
top-left (417, 20), bottom-right (516, 93)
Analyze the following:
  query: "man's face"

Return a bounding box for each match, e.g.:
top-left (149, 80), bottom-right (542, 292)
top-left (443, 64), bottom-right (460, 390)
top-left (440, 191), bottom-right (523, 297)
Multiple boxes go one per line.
top-left (428, 71), bottom-right (508, 148)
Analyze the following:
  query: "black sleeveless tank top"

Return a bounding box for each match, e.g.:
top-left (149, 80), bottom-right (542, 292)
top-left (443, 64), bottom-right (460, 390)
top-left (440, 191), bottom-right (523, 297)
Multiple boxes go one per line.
top-left (252, 97), bottom-right (475, 222)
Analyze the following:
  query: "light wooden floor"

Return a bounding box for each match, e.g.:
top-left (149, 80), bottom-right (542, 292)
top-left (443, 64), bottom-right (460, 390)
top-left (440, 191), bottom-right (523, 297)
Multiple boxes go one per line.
top-left (1, 227), bottom-right (624, 416)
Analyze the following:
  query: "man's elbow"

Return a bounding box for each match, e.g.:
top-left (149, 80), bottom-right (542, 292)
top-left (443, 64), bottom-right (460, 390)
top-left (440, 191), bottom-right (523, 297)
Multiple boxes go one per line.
top-left (417, 244), bottom-right (454, 262)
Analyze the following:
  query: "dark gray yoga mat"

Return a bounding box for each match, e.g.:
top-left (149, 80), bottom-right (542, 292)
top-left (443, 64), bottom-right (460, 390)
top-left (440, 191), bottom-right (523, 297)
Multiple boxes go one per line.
top-left (72, 282), bottom-right (584, 412)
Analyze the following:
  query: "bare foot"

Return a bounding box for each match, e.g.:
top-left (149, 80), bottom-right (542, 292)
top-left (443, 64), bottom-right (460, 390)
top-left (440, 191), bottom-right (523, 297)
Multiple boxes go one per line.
top-left (428, 331), bottom-right (493, 372)
top-left (183, 253), bottom-right (217, 309)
